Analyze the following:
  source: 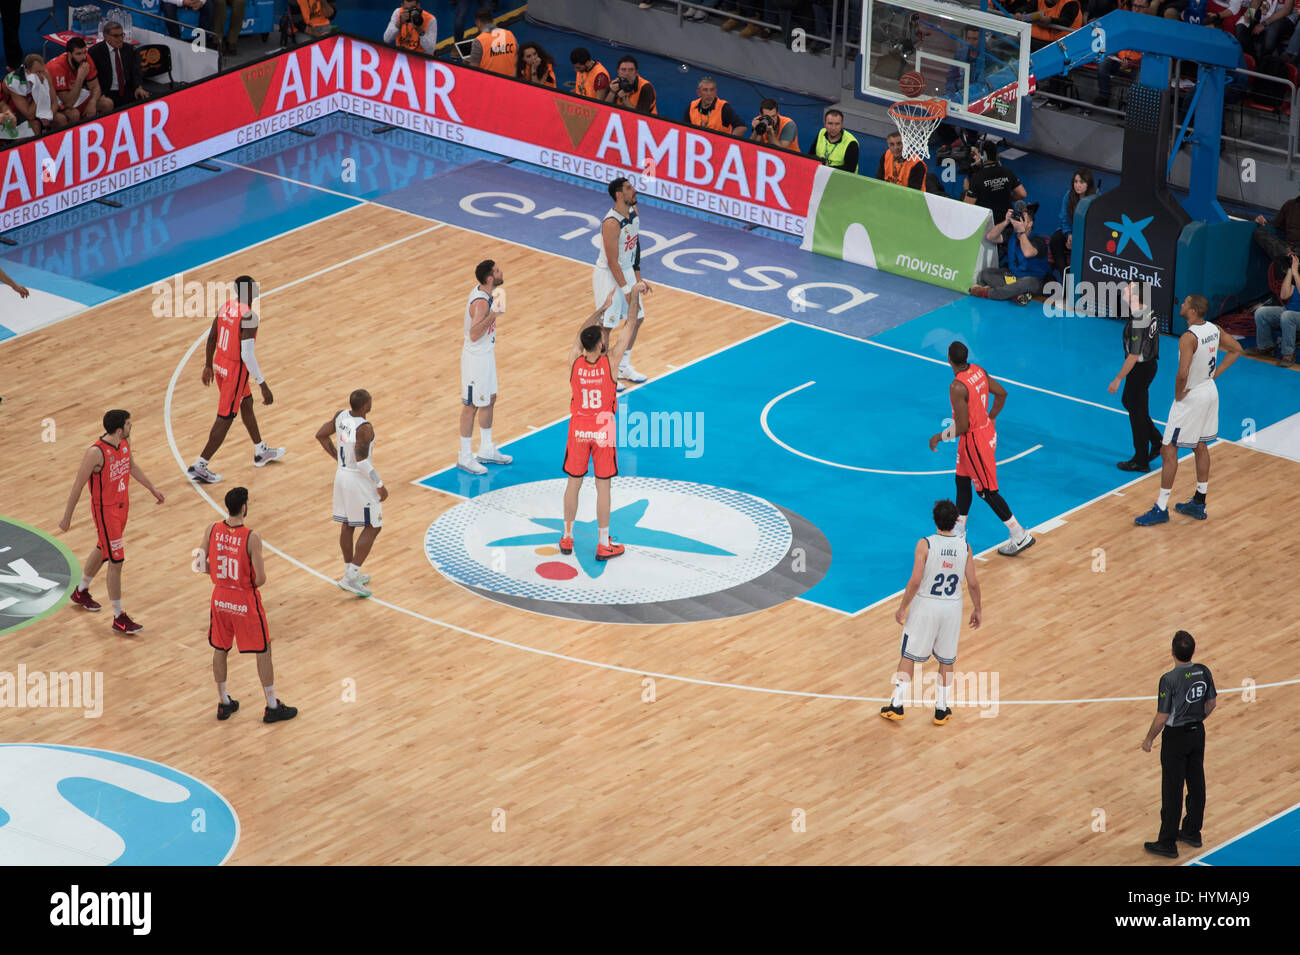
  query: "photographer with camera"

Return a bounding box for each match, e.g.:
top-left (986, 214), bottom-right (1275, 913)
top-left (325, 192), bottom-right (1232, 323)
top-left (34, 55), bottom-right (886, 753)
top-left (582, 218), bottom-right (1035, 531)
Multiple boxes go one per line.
top-left (970, 201), bottom-right (1051, 305)
top-left (807, 108), bottom-right (858, 174)
top-left (749, 98), bottom-right (799, 151)
top-left (685, 77), bottom-right (745, 135)
top-left (963, 139), bottom-right (1027, 256)
top-left (601, 56), bottom-right (656, 115)
top-left (384, 0), bottom-right (438, 55)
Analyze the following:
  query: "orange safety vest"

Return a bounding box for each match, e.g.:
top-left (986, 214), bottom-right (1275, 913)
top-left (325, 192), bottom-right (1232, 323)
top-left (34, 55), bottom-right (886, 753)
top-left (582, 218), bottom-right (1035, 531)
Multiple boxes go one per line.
top-left (395, 10), bottom-right (435, 53)
top-left (1031, 0), bottom-right (1083, 42)
top-left (521, 64), bottom-right (557, 87)
top-left (882, 149), bottom-right (926, 188)
top-left (618, 75), bottom-right (657, 115)
top-left (477, 27), bottom-right (518, 76)
top-left (295, 0), bottom-right (331, 28)
top-left (688, 96), bottom-right (733, 132)
top-left (574, 61), bottom-right (609, 99)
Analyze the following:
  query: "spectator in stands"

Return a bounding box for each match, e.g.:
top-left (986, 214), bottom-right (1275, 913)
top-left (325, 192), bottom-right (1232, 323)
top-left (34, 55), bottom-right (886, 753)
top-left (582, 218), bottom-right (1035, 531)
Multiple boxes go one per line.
top-left (211, 0), bottom-right (247, 55)
top-left (568, 48), bottom-right (610, 100)
top-left (467, 7), bottom-right (516, 75)
top-left (0, 90), bottom-right (31, 144)
top-left (945, 27), bottom-right (982, 103)
top-left (602, 56), bottom-right (657, 114)
top-left (970, 204), bottom-right (1052, 305)
top-left (1013, 0), bottom-right (1083, 48)
top-left (685, 77), bottom-right (746, 135)
top-left (384, 0), bottom-right (438, 56)
top-left (877, 131), bottom-right (926, 190)
top-left (748, 97), bottom-right (799, 151)
top-left (517, 42), bottom-right (557, 87)
top-left (47, 38), bottom-right (113, 122)
top-left (720, 4), bottom-right (764, 36)
top-left (1050, 168), bottom-right (1097, 277)
top-left (1236, 0), bottom-right (1295, 58)
top-left (1250, 251), bottom-right (1300, 363)
top-left (4, 54), bottom-right (67, 135)
top-left (160, 0), bottom-right (215, 42)
top-left (1, 0), bottom-right (20, 76)
top-left (90, 22), bottom-right (149, 109)
top-left (963, 142), bottom-right (1027, 245)
top-left (1253, 189), bottom-right (1300, 269)
top-left (808, 108), bottom-right (859, 173)
top-left (293, 0), bottom-right (336, 38)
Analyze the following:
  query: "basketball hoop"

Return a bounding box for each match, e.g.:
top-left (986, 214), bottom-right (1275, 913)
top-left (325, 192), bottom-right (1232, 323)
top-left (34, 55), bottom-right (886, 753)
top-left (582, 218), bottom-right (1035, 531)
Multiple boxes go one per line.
top-left (888, 97), bottom-right (947, 160)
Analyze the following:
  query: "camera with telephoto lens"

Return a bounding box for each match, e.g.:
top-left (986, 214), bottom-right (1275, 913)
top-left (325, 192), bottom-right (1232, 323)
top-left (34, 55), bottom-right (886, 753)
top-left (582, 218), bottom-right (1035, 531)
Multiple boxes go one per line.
top-left (613, 76), bottom-right (635, 93)
top-left (1010, 199), bottom-right (1027, 222)
top-left (406, 3), bottom-right (423, 23)
top-left (754, 115), bottom-right (773, 135)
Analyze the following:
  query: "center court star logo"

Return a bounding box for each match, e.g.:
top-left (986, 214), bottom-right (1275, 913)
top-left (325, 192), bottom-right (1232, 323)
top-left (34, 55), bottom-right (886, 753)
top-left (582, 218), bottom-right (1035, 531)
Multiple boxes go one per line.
top-left (486, 499), bottom-right (734, 579)
top-left (1103, 213), bottom-right (1155, 259)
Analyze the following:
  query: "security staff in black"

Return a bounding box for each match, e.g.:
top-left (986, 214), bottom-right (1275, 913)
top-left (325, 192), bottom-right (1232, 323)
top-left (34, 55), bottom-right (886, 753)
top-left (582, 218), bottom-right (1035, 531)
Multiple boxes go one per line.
top-left (1108, 282), bottom-right (1163, 472)
top-left (1142, 629), bottom-right (1217, 859)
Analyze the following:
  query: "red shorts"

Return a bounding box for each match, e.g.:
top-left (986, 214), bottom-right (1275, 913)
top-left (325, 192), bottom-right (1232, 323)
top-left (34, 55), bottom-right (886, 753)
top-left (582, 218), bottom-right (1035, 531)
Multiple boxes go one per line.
top-left (92, 500), bottom-right (128, 562)
top-left (956, 425), bottom-right (998, 493)
top-left (215, 360), bottom-right (252, 419)
top-left (209, 587), bottom-right (269, 653)
top-left (563, 414), bottom-right (617, 479)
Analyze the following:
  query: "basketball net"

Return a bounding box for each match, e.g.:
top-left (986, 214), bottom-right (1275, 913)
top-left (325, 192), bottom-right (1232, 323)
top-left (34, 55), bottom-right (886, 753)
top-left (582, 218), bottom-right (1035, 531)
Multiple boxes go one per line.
top-left (888, 98), bottom-right (947, 160)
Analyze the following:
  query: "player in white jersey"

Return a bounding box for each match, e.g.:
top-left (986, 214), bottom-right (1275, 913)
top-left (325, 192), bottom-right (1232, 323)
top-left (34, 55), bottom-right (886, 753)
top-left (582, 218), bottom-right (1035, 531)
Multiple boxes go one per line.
top-left (1135, 294), bottom-right (1242, 526)
top-left (315, 389), bottom-right (386, 597)
top-left (880, 500), bottom-right (982, 726)
top-left (457, 259), bottom-right (513, 475)
top-left (593, 177), bottom-right (654, 392)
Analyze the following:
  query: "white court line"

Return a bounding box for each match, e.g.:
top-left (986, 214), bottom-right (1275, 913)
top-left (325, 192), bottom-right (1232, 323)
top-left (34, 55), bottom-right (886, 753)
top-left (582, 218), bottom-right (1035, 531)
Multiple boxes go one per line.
top-left (760, 380), bottom-right (1043, 475)
top-left (1184, 798), bottom-right (1300, 866)
top-left (209, 158), bottom-right (369, 202)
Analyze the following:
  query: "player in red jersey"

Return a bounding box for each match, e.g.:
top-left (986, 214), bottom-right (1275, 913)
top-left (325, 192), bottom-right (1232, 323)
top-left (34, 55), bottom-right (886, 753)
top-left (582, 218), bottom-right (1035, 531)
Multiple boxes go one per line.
top-left (560, 282), bottom-right (648, 561)
top-left (58, 409), bottom-right (165, 633)
top-left (188, 275), bottom-right (285, 484)
top-left (927, 342), bottom-right (1034, 556)
top-left (197, 486), bottom-right (297, 723)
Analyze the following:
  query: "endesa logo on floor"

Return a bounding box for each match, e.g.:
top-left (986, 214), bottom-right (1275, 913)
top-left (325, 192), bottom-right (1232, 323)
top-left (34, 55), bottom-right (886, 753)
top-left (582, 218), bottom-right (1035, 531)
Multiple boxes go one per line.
top-left (328, 40), bottom-right (817, 235)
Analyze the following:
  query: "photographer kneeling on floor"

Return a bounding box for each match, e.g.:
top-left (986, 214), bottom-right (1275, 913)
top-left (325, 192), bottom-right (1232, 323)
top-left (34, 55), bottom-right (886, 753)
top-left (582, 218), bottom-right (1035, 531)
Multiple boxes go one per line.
top-left (970, 201), bottom-right (1051, 305)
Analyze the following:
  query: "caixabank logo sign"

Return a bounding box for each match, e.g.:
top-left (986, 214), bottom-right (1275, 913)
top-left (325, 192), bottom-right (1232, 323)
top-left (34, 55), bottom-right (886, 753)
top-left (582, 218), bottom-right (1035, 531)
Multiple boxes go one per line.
top-left (424, 478), bottom-right (829, 623)
top-left (1082, 187), bottom-right (1189, 322)
top-left (0, 517), bottom-right (78, 636)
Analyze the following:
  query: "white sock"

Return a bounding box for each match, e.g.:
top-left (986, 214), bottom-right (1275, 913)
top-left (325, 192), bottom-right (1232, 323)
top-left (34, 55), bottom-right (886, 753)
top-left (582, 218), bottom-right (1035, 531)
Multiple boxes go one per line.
top-left (954, 515), bottom-right (967, 534)
top-left (111, 600), bottom-right (123, 615)
top-left (890, 679), bottom-right (910, 708)
top-left (195, 456), bottom-right (208, 468)
top-left (621, 350), bottom-right (632, 367)
top-left (563, 522), bottom-right (573, 537)
top-left (599, 527), bottom-right (610, 546)
top-left (460, 437), bottom-right (472, 456)
top-left (936, 679), bottom-right (950, 709)
top-left (255, 441), bottom-right (267, 453)
top-left (480, 428), bottom-right (493, 449)
top-left (264, 684), bottom-right (276, 707)
top-left (218, 682), bottom-right (230, 704)
top-left (1005, 517), bottom-right (1024, 539)
top-left (1157, 488), bottom-right (1172, 509)
top-left (1196, 482), bottom-right (1208, 494)
top-left (345, 563), bottom-right (357, 577)
top-left (79, 576), bottom-right (92, 591)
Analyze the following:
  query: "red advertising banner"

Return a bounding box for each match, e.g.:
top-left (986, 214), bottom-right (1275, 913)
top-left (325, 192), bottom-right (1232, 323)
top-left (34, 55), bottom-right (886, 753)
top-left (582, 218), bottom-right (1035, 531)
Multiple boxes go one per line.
top-left (1, 36), bottom-right (818, 235)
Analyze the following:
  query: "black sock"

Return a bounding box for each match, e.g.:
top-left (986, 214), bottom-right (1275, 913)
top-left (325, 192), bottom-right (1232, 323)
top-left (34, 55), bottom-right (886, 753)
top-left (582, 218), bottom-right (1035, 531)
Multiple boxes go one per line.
top-left (1193, 491), bottom-right (1206, 505)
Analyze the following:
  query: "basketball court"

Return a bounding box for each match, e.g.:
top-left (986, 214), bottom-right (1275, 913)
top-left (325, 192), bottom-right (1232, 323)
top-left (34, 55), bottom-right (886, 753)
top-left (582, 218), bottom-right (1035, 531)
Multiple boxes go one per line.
top-left (1, 25), bottom-right (1299, 866)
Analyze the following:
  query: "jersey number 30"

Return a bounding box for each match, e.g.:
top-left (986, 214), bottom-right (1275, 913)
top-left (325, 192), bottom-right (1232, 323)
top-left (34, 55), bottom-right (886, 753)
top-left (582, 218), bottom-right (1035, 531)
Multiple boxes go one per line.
top-left (216, 554), bottom-right (239, 581)
top-left (929, 573), bottom-right (959, 596)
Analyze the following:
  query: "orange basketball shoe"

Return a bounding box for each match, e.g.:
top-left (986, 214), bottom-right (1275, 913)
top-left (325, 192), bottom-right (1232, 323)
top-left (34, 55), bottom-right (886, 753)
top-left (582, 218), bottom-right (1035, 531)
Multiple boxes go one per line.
top-left (558, 535), bottom-right (573, 555)
top-left (595, 539), bottom-right (625, 561)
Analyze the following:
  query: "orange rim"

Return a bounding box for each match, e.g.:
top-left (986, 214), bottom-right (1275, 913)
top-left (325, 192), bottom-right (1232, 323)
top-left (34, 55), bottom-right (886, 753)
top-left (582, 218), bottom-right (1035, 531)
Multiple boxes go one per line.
top-left (887, 97), bottom-right (948, 122)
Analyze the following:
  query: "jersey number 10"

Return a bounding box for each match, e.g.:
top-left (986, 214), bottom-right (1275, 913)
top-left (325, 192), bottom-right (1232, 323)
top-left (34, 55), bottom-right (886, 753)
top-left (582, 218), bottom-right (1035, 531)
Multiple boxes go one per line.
top-left (217, 326), bottom-right (230, 351)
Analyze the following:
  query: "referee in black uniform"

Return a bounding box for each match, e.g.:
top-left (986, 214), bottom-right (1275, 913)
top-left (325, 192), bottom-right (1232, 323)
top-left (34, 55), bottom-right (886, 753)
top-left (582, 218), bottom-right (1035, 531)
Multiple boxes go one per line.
top-left (1108, 282), bottom-right (1163, 472)
top-left (1142, 630), bottom-right (1217, 858)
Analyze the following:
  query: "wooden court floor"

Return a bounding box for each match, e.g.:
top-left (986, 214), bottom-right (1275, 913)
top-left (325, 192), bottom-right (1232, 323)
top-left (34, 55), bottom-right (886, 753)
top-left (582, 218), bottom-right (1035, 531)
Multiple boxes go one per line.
top-left (3, 203), bottom-right (1297, 865)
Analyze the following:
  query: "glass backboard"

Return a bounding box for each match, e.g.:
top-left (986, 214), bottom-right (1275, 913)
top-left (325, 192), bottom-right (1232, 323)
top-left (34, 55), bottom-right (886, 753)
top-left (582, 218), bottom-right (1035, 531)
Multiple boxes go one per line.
top-left (859, 0), bottom-right (1033, 135)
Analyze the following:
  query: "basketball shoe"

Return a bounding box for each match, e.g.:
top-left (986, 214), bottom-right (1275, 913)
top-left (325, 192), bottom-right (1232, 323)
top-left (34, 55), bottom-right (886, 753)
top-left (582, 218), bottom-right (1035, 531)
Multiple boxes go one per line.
top-left (1174, 498), bottom-right (1207, 520)
top-left (933, 708), bottom-right (952, 725)
top-left (596, 539), bottom-right (625, 561)
top-left (337, 571), bottom-right (372, 597)
top-left (217, 698), bottom-right (239, 720)
top-left (477, 446), bottom-right (513, 465)
top-left (457, 452), bottom-right (487, 475)
top-left (619, 357), bottom-right (648, 383)
top-left (263, 701), bottom-right (298, 723)
top-left (70, 586), bottom-right (101, 611)
top-left (253, 445), bottom-right (286, 467)
top-left (997, 532), bottom-right (1034, 555)
top-left (1134, 505), bottom-right (1170, 526)
top-left (880, 704), bottom-right (904, 721)
top-left (188, 461), bottom-right (222, 483)
top-left (558, 535), bottom-right (574, 555)
top-left (112, 612), bottom-right (143, 634)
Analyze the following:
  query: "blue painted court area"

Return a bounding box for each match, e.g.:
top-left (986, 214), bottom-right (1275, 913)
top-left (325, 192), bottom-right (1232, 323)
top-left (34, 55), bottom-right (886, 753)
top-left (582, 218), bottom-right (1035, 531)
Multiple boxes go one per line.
top-left (1196, 802), bottom-right (1300, 865)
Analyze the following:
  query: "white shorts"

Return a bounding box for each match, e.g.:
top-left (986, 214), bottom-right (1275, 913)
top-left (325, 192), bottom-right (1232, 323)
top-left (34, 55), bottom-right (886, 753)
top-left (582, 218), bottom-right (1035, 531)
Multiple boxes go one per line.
top-left (900, 598), bottom-right (963, 665)
top-left (593, 266), bottom-right (644, 329)
top-left (1162, 382), bottom-right (1218, 448)
top-left (461, 347), bottom-right (497, 408)
top-left (333, 470), bottom-right (382, 528)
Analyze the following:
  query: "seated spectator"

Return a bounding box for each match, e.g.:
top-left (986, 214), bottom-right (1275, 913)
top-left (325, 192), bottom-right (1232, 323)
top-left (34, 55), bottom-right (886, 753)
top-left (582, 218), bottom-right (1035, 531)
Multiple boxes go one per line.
top-left (4, 54), bottom-right (66, 135)
top-left (1249, 250), bottom-right (1300, 363)
top-left (602, 55), bottom-right (657, 114)
top-left (1013, 0), bottom-right (1083, 49)
top-left (1253, 187), bottom-right (1300, 270)
top-left (748, 97), bottom-right (799, 151)
top-left (1236, 0), bottom-right (1295, 58)
top-left (685, 77), bottom-right (745, 134)
top-left (568, 48), bottom-right (609, 100)
top-left (0, 90), bottom-right (32, 143)
top-left (517, 41), bottom-right (556, 87)
top-left (1050, 167), bottom-right (1097, 277)
top-left (384, 0), bottom-right (438, 56)
top-left (89, 22), bottom-right (150, 109)
top-left (160, 0), bottom-right (214, 42)
top-left (46, 38), bottom-right (113, 122)
top-left (808, 108), bottom-right (858, 173)
top-left (962, 142), bottom-right (1027, 239)
top-left (294, 0), bottom-right (337, 38)
top-left (970, 204), bottom-right (1052, 305)
top-left (467, 7), bottom-right (516, 75)
top-left (877, 130), bottom-right (926, 190)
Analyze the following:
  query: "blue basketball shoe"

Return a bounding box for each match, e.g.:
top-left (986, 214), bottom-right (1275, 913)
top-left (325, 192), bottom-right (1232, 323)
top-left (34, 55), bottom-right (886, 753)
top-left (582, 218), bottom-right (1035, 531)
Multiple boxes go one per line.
top-left (1134, 505), bottom-right (1170, 526)
top-left (1174, 498), bottom-right (1208, 520)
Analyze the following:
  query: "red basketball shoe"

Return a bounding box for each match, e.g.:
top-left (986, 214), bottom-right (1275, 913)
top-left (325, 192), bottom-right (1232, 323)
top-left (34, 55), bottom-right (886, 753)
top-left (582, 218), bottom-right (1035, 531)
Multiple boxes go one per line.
top-left (595, 540), bottom-right (624, 561)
